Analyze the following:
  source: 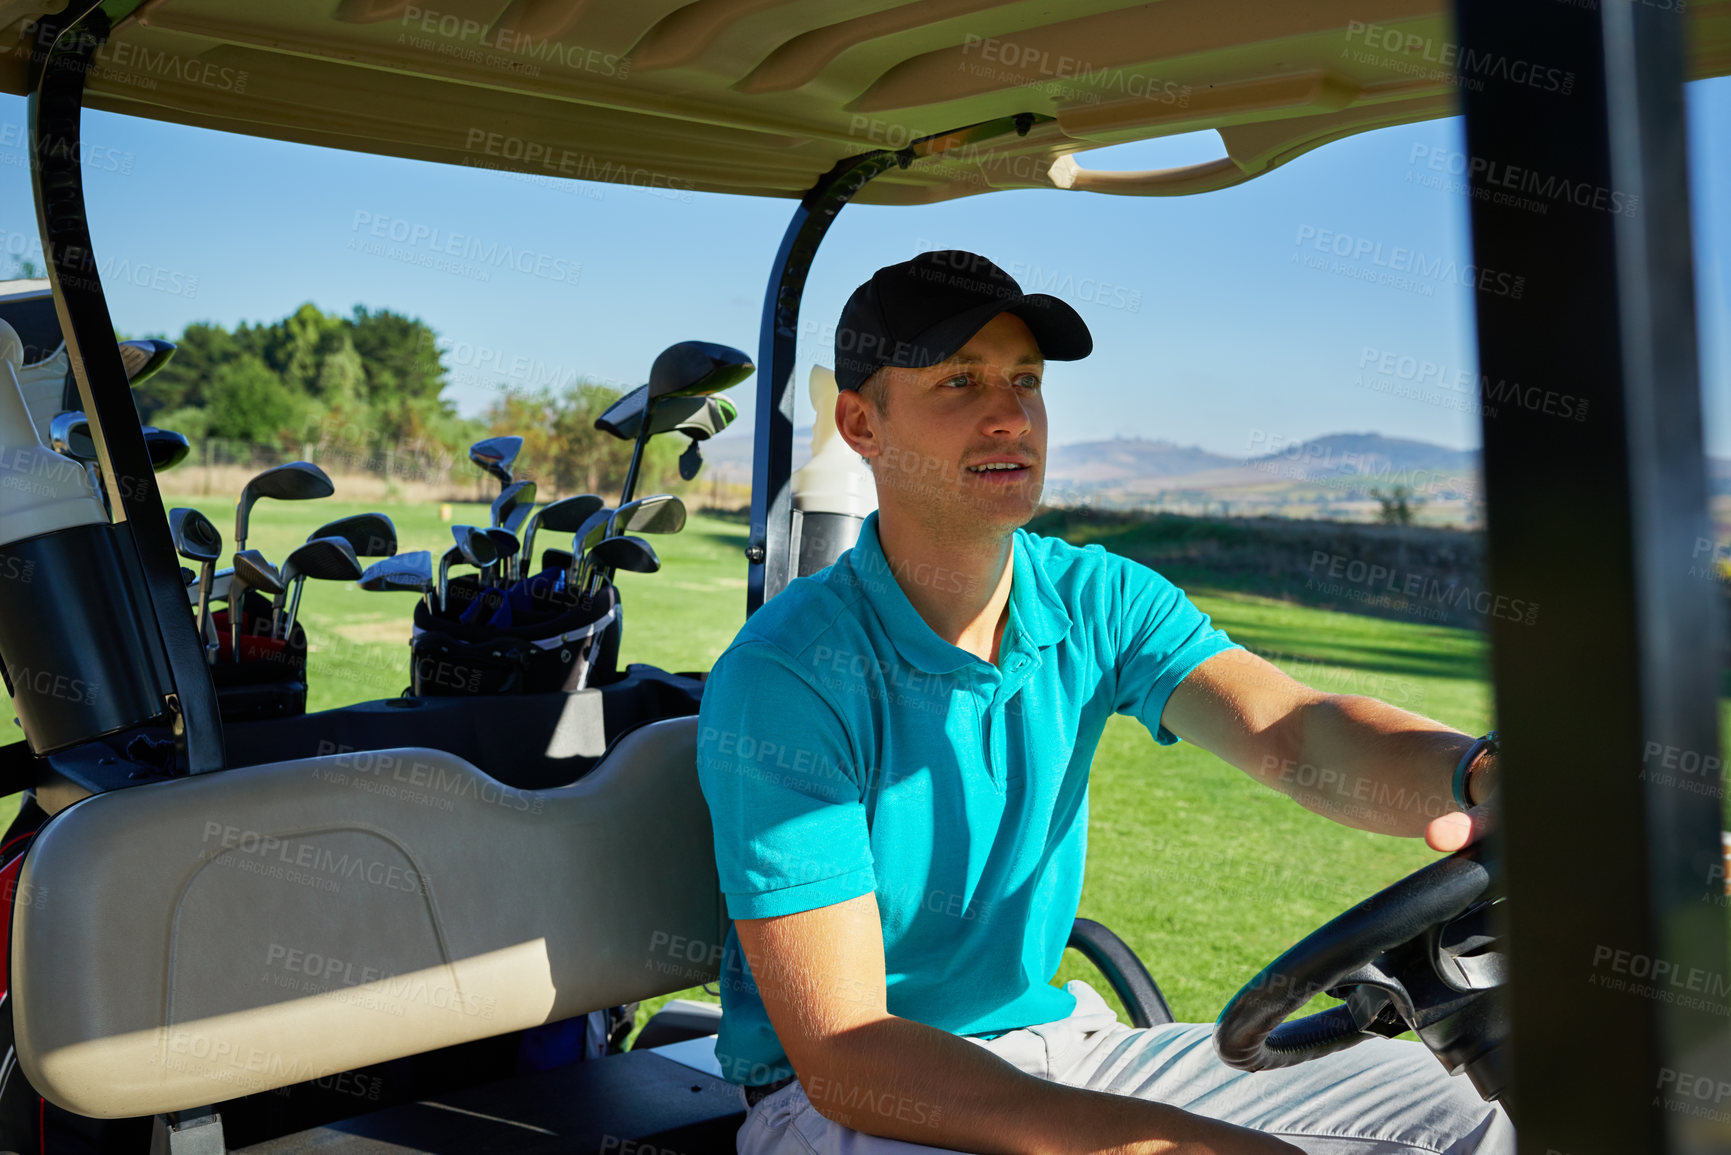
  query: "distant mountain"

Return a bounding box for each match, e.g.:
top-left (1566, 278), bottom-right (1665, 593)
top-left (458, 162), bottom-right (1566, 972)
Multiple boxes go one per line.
top-left (1046, 438), bottom-right (1237, 483)
top-left (1242, 433), bottom-right (1477, 484)
top-left (691, 424), bottom-right (1728, 529)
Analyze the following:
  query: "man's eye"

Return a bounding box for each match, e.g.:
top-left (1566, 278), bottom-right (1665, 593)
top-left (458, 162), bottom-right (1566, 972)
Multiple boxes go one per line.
top-left (1016, 374), bottom-right (1042, 389)
top-left (941, 374), bottom-right (971, 389)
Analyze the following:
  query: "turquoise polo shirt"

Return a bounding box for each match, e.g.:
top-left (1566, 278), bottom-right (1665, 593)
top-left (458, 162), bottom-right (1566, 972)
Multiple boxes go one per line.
top-left (694, 510), bottom-right (1239, 1087)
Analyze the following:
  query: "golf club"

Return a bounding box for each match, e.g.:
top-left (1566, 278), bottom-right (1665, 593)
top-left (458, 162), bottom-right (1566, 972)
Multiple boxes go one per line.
top-left (481, 528), bottom-right (519, 587)
top-left (439, 525), bottom-right (499, 611)
top-left (604, 493), bottom-right (687, 538)
top-left (491, 478), bottom-right (536, 532)
top-left (589, 494), bottom-right (685, 589)
top-left (141, 426), bottom-right (191, 471)
top-left (583, 534), bottom-right (660, 598)
top-left (469, 435), bottom-right (523, 490)
top-left (360, 550), bottom-right (435, 609)
top-left (309, 512), bottom-right (398, 559)
top-left (565, 507), bottom-right (615, 594)
top-left (596, 389), bottom-right (738, 483)
top-left (234, 461), bottom-right (335, 553)
top-left (116, 338), bottom-right (176, 385)
top-left (518, 493), bottom-right (604, 582)
top-left (48, 410), bottom-right (101, 499)
top-left (168, 507), bottom-right (223, 663)
top-left (273, 536), bottom-right (363, 640)
top-left (229, 549), bottom-right (285, 662)
top-left (611, 341), bottom-right (752, 507)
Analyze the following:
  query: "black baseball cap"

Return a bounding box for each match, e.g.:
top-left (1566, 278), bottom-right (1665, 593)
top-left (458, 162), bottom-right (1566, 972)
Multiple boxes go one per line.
top-left (834, 250), bottom-right (1093, 391)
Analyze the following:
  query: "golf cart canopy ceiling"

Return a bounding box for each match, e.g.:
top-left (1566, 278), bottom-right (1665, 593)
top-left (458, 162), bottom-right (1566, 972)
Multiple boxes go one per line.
top-left (2, 0), bottom-right (1729, 202)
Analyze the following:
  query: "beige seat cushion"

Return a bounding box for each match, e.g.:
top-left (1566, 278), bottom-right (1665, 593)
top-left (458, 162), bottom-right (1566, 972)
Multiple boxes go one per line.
top-left (13, 716), bottom-right (728, 1118)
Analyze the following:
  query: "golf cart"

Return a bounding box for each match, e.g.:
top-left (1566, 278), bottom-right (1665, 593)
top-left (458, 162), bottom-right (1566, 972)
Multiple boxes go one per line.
top-left (0, 1), bottom-right (1723, 1152)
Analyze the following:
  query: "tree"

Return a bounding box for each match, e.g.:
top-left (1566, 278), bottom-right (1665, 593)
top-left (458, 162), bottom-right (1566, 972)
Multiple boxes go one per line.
top-left (133, 321), bottom-right (239, 419)
top-left (1371, 484), bottom-right (1420, 526)
top-left (205, 354), bottom-right (307, 447)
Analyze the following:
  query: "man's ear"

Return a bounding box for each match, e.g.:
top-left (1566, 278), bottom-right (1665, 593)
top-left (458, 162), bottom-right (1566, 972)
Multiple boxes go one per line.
top-left (834, 385), bottom-right (880, 463)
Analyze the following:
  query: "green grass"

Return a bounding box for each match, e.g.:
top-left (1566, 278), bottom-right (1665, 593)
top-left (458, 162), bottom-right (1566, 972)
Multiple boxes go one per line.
top-left (2, 499), bottom-right (1727, 1052)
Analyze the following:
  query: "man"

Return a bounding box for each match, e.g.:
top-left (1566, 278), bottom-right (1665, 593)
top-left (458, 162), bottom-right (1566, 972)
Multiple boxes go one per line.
top-left (695, 250), bottom-right (1511, 1155)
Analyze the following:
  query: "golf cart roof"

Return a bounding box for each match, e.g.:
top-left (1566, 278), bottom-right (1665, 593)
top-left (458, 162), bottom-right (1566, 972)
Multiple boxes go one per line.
top-left (4, 2), bottom-right (1730, 203)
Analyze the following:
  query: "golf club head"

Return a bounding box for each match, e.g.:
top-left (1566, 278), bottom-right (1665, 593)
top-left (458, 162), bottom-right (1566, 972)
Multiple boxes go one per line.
top-left (309, 512), bottom-right (398, 558)
top-left (678, 441), bottom-right (703, 481)
top-left (451, 524), bottom-right (500, 569)
top-left (279, 536), bottom-right (364, 639)
top-left (235, 461), bottom-right (335, 550)
top-left (229, 547), bottom-right (286, 660)
top-left (142, 426), bottom-right (191, 471)
top-left (469, 435), bottom-right (523, 487)
top-left (359, 550), bottom-right (433, 593)
top-left (609, 493), bottom-right (686, 537)
top-left (535, 494), bottom-right (607, 535)
top-left (482, 528), bottom-right (519, 583)
top-left (49, 414), bottom-right (190, 476)
top-left (167, 507), bottom-right (222, 565)
top-left (118, 338), bottom-right (176, 385)
top-left (49, 411), bottom-right (94, 462)
top-left (282, 536), bottom-right (364, 585)
top-left (586, 534), bottom-right (660, 596)
top-left (275, 536), bottom-right (362, 638)
top-left (520, 493), bottom-right (604, 581)
top-left (571, 508), bottom-right (613, 557)
top-left (503, 498), bottom-right (536, 537)
top-left (232, 549), bottom-right (285, 597)
top-left (646, 340), bottom-right (754, 402)
top-left (491, 478), bottom-right (536, 531)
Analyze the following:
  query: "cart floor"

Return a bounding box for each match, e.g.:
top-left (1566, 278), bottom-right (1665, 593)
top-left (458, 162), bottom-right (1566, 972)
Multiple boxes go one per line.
top-left (234, 1048), bottom-right (747, 1154)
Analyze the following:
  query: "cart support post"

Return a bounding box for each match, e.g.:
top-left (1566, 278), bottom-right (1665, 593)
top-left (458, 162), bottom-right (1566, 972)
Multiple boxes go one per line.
top-left (1456, 0), bottom-right (1728, 1147)
top-left (25, 1), bottom-right (225, 773)
top-left (747, 151), bottom-right (903, 614)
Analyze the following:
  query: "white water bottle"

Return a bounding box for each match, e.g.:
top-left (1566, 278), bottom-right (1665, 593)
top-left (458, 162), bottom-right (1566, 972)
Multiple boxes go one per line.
top-left (0, 318), bottom-right (106, 546)
top-left (792, 364), bottom-right (877, 520)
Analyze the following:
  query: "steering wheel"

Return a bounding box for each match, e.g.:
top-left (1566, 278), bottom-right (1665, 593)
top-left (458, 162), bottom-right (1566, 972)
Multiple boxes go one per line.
top-left (1213, 843), bottom-right (1510, 1104)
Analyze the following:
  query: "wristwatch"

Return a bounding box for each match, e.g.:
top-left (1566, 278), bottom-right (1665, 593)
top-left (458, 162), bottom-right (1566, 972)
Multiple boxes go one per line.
top-left (1451, 730), bottom-right (1499, 809)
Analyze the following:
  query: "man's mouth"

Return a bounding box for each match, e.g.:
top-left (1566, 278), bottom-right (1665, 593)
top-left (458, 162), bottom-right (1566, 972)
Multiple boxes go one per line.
top-left (964, 459), bottom-right (1034, 480)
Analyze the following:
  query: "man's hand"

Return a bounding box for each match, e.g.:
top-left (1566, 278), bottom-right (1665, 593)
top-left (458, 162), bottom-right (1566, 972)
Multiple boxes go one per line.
top-left (1424, 801), bottom-right (1493, 853)
top-left (1425, 752), bottom-right (1499, 853)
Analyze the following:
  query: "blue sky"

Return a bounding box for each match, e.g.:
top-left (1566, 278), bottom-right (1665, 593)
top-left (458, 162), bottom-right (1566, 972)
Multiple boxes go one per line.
top-left (0, 78), bottom-right (1725, 458)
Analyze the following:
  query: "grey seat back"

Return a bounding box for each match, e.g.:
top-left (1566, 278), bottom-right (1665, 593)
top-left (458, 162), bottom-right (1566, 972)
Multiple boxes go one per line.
top-left (12, 716), bottom-right (727, 1119)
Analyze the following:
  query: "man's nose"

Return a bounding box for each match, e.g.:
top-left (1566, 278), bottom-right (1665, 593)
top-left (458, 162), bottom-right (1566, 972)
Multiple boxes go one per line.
top-left (978, 376), bottom-right (1033, 434)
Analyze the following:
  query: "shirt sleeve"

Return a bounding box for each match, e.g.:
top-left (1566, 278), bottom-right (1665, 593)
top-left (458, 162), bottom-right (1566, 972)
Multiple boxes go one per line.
top-left (1105, 551), bottom-right (1242, 746)
top-left (696, 642), bottom-right (877, 920)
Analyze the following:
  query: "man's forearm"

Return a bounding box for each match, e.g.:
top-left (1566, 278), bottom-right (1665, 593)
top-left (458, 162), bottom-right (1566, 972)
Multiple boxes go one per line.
top-left (1264, 694), bottom-right (1484, 837)
top-left (805, 1015), bottom-right (1298, 1155)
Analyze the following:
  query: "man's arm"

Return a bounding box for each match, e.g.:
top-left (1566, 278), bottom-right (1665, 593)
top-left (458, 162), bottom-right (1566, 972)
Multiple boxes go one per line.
top-left (1159, 649), bottom-right (1497, 846)
top-left (736, 891), bottom-right (1303, 1155)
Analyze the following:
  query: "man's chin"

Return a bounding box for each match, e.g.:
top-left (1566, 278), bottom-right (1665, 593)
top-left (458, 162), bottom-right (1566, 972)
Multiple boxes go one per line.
top-left (955, 478), bottom-right (1042, 525)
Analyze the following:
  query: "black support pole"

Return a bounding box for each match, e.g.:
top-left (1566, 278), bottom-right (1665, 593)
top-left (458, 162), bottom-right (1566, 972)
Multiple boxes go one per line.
top-left (747, 151), bottom-right (905, 616)
top-left (26, 2), bottom-right (225, 773)
top-left (1455, 2), bottom-right (1727, 1149)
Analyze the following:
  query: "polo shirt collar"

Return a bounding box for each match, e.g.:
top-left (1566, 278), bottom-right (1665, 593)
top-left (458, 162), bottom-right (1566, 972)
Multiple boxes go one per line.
top-left (848, 511), bottom-right (1072, 674)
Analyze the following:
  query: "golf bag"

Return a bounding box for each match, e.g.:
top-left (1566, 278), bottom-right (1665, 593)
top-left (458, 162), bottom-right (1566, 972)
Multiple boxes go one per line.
top-left (409, 574), bottom-right (621, 696)
top-left (208, 588), bottom-right (309, 720)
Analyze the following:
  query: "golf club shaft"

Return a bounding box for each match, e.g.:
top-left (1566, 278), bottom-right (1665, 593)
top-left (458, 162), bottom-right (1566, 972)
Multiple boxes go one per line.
top-left (196, 559), bottom-right (216, 663)
top-left (230, 580), bottom-right (246, 662)
top-left (283, 576), bottom-right (308, 641)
